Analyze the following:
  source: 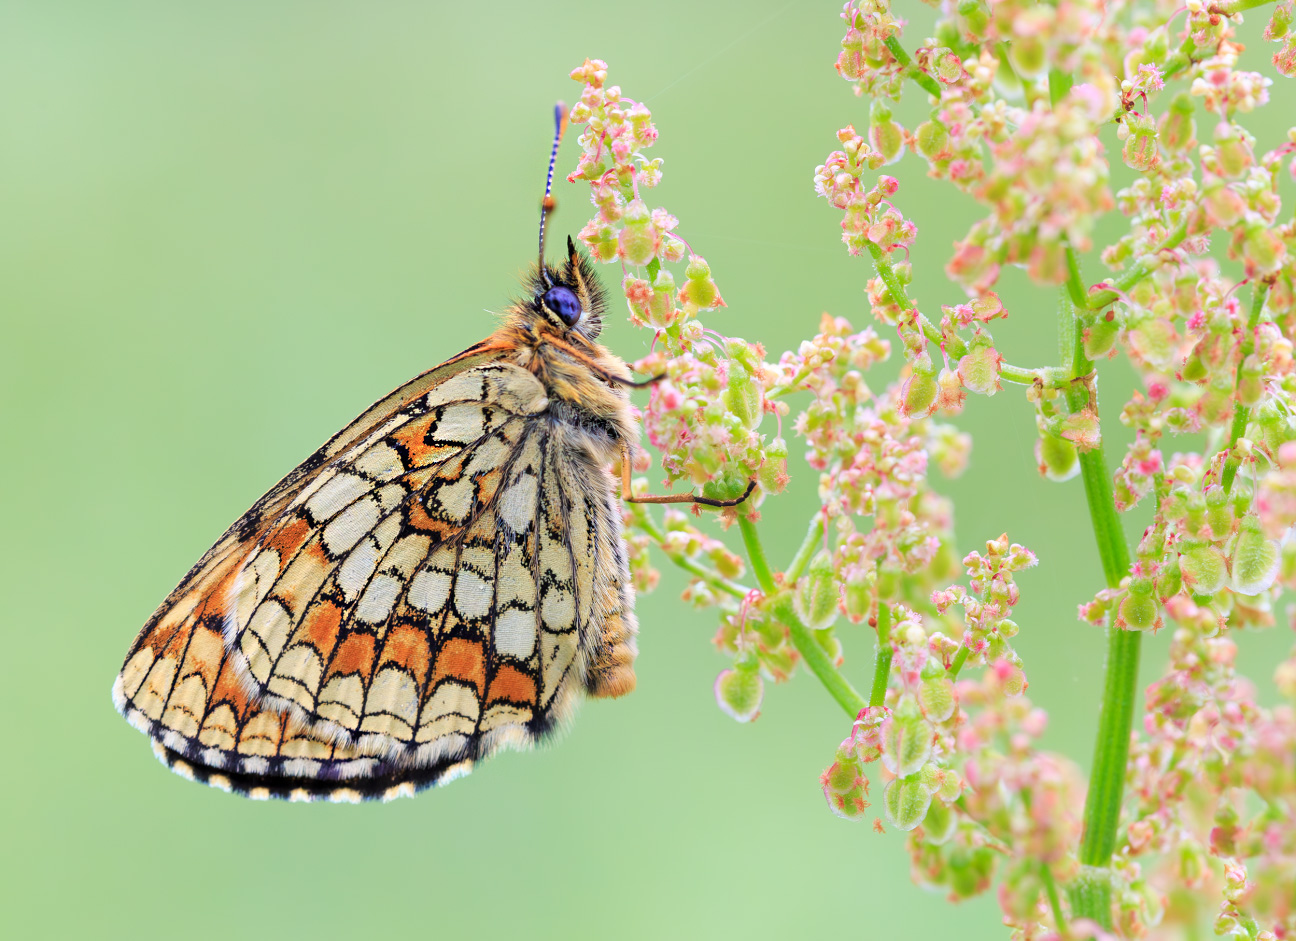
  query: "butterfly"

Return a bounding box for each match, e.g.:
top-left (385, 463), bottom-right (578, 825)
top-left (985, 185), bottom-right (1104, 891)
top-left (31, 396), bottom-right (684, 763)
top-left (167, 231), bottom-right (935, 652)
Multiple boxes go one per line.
top-left (112, 103), bottom-right (753, 802)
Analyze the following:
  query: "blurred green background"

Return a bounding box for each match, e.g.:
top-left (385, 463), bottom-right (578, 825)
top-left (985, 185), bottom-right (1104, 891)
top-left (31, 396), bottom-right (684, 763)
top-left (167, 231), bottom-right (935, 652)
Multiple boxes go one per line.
top-left (3, 2), bottom-right (1293, 938)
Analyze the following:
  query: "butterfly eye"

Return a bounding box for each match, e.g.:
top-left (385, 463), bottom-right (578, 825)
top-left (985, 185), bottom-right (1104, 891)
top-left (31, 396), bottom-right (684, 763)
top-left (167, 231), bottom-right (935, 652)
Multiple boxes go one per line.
top-left (542, 286), bottom-right (582, 326)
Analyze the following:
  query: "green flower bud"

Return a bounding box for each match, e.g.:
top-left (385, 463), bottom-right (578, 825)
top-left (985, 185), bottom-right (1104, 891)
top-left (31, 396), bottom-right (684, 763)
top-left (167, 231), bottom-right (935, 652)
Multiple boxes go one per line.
top-left (1180, 352), bottom-right (1208, 383)
top-left (931, 49), bottom-right (965, 85)
top-left (758, 436), bottom-right (789, 495)
top-left (1179, 543), bottom-right (1228, 596)
top-left (883, 774), bottom-right (933, 831)
top-left (1122, 113), bottom-right (1161, 171)
top-left (869, 99), bottom-right (904, 165)
top-left (1237, 356), bottom-right (1265, 406)
top-left (902, 357), bottom-right (939, 417)
top-left (681, 256), bottom-right (721, 309)
top-left (617, 199), bottom-right (657, 266)
top-left (794, 550), bottom-right (839, 630)
top-left (921, 798), bottom-right (957, 845)
top-left (1118, 578), bottom-right (1160, 631)
top-left (883, 697), bottom-right (933, 777)
top-left (1084, 311), bottom-right (1121, 358)
top-left (842, 576), bottom-right (873, 624)
top-left (1270, 2), bottom-right (1294, 38)
top-left (1155, 556), bottom-right (1183, 601)
top-left (957, 0), bottom-right (991, 36)
top-left (714, 666), bottom-right (763, 723)
top-left (918, 674), bottom-right (956, 722)
top-left (724, 362), bottom-right (762, 430)
top-left (1231, 514), bottom-right (1280, 595)
top-left (947, 845), bottom-right (997, 898)
top-left (1007, 35), bottom-right (1047, 78)
top-left (586, 223), bottom-right (619, 262)
top-left (1214, 125), bottom-right (1252, 177)
top-left (914, 119), bottom-right (950, 159)
top-left (1036, 431), bottom-right (1080, 482)
top-left (956, 332), bottom-right (1002, 396)
top-left (648, 269), bottom-right (676, 327)
top-left (1204, 486), bottom-right (1235, 540)
top-left (1159, 93), bottom-right (1197, 152)
top-left (703, 475), bottom-right (750, 509)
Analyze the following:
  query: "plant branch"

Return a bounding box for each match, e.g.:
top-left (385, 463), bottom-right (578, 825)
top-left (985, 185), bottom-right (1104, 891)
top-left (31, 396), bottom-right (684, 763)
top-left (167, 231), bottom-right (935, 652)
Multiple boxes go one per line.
top-left (865, 240), bottom-right (1059, 386)
top-left (633, 512), bottom-right (753, 600)
top-left (883, 35), bottom-right (942, 98)
top-left (785, 513), bottom-right (826, 584)
top-left (1220, 279), bottom-right (1272, 494)
top-left (771, 595), bottom-right (869, 718)
top-left (738, 515), bottom-right (777, 595)
top-left (1078, 218), bottom-right (1190, 311)
top-left (1059, 285), bottom-right (1141, 929)
top-left (740, 514), bottom-right (867, 717)
top-left (868, 583), bottom-right (893, 708)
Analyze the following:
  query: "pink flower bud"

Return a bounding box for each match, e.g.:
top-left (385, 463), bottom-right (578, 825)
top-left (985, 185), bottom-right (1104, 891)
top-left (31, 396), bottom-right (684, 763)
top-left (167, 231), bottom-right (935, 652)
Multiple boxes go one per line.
top-left (937, 368), bottom-right (967, 415)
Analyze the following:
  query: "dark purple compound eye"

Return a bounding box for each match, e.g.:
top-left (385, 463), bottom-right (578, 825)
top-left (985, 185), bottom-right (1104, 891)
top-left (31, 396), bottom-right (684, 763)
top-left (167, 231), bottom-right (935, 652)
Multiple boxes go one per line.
top-left (543, 286), bottom-right (582, 326)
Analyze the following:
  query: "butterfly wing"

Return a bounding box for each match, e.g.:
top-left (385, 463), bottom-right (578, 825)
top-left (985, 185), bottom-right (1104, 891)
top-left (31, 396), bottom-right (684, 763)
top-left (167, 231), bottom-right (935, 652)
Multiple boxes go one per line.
top-left (114, 357), bottom-right (638, 800)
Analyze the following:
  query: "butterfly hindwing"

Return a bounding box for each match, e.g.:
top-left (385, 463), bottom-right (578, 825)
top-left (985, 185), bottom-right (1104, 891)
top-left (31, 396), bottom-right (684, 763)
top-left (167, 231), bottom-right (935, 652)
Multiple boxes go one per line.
top-left (114, 358), bottom-right (638, 800)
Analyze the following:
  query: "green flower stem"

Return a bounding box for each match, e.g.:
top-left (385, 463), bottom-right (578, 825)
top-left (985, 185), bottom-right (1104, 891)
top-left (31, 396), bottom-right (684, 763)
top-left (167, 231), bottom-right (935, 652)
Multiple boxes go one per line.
top-left (865, 241), bottom-right (1056, 387)
top-left (772, 595), bottom-right (869, 718)
top-left (882, 35), bottom-right (942, 98)
top-left (1048, 67), bottom-right (1073, 109)
top-left (1064, 242), bottom-right (1090, 310)
top-left (948, 645), bottom-right (970, 679)
top-left (1060, 287), bottom-right (1141, 929)
top-left (1220, 280), bottom-right (1272, 494)
top-left (785, 514), bottom-right (826, 585)
top-left (634, 513), bottom-right (752, 600)
top-left (1042, 863), bottom-right (1068, 933)
top-left (738, 515), bottom-right (777, 596)
top-left (1075, 218), bottom-right (1190, 311)
top-left (740, 515), bottom-right (867, 717)
top-left (868, 586), bottom-right (893, 708)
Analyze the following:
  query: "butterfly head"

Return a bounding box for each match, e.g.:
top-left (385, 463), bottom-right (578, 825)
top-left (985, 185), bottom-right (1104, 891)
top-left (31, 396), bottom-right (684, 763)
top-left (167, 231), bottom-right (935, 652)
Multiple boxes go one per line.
top-left (527, 235), bottom-right (607, 340)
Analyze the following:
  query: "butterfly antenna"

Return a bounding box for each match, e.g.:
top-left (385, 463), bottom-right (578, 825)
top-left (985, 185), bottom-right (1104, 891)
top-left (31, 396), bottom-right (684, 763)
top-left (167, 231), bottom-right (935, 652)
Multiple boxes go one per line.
top-left (538, 101), bottom-right (569, 288)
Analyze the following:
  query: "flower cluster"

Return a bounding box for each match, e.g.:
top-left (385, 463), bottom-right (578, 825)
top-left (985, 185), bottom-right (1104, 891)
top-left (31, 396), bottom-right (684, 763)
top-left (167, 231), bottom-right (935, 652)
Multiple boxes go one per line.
top-left (571, 0), bottom-right (1296, 931)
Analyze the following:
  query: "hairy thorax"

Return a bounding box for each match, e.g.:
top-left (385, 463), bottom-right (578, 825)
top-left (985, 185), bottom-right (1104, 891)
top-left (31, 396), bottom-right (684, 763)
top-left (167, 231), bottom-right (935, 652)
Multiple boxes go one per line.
top-left (497, 319), bottom-right (638, 464)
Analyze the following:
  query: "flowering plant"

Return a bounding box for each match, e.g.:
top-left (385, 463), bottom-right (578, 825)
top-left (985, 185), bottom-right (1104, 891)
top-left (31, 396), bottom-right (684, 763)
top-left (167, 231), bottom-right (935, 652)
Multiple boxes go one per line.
top-left (564, 0), bottom-right (1296, 933)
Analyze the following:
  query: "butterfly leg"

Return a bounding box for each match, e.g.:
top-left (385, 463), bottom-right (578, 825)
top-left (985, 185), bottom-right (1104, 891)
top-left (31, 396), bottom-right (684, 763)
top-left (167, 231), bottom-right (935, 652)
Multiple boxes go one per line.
top-left (618, 442), bottom-right (757, 508)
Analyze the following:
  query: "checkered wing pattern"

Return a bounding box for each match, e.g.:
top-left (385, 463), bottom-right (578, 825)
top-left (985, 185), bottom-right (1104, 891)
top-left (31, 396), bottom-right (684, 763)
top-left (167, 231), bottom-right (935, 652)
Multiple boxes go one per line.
top-left (113, 360), bottom-right (635, 801)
